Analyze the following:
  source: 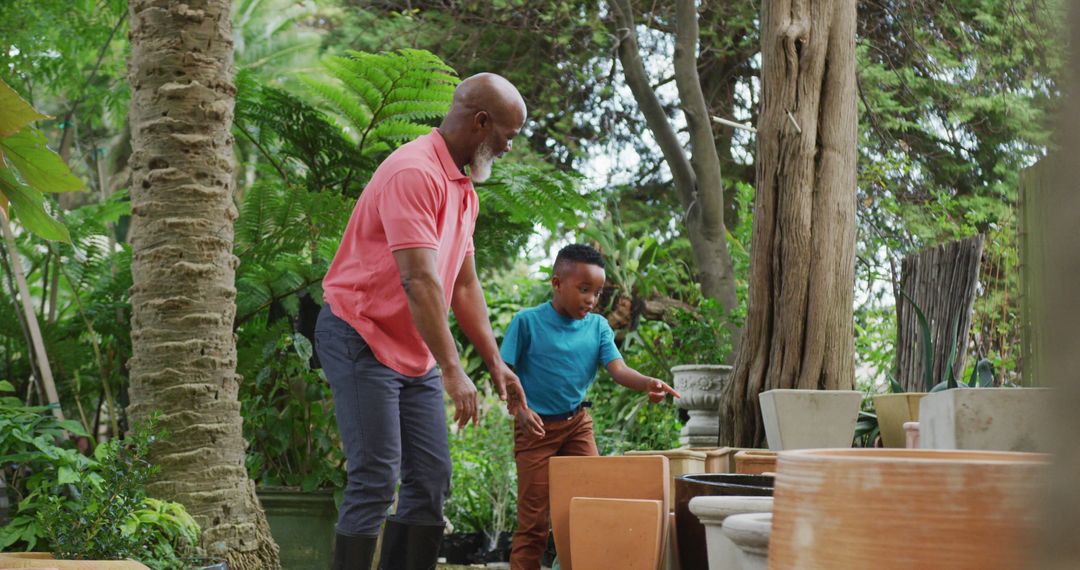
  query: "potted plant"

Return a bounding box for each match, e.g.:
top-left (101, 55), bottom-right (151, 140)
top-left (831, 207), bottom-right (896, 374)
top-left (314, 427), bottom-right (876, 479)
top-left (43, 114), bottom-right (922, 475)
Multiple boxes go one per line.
top-left (664, 301), bottom-right (735, 447)
top-left (442, 394), bottom-right (517, 565)
top-left (919, 359), bottom-right (1051, 452)
top-left (238, 331), bottom-right (343, 570)
top-left (0, 393), bottom-right (212, 570)
top-left (871, 291), bottom-right (940, 448)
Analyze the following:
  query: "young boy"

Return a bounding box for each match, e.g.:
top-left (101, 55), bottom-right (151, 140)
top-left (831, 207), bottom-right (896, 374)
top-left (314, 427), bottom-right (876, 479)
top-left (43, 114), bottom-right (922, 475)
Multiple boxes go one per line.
top-left (499, 243), bottom-right (681, 570)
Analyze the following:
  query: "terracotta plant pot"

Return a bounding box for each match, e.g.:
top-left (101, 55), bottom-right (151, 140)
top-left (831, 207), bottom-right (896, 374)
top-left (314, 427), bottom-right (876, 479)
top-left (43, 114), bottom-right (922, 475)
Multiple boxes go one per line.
top-left (671, 365), bottom-right (732, 446)
top-left (624, 448), bottom-right (706, 505)
top-left (919, 388), bottom-right (1053, 452)
top-left (759, 389), bottom-right (862, 450)
top-left (904, 421), bottom-right (920, 449)
top-left (687, 496), bottom-right (773, 570)
top-left (768, 448), bottom-right (1048, 570)
top-left (674, 474), bottom-right (774, 570)
top-left (0, 553), bottom-right (149, 569)
top-left (549, 455), bottom-right (669, 570)
top-left (872, 393), bottom-right (926, 448)
top-left (722, 512), bottom-right (772, 570)
top-left (569, 498), bottom-right (664, 570)
top-left (734, 450), bottom-right (776, 475)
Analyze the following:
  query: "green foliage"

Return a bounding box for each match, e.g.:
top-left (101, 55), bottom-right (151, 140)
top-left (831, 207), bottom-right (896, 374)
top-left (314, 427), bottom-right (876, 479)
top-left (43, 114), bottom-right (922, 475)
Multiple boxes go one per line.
top-left (0, 77), bottom-right (82, 241)
top-left (0, 400), bottom-right (198, 568)
top-left (444, 396), bottom-right (517, 542)
top-left (238, 324), bottom-right (345, 491)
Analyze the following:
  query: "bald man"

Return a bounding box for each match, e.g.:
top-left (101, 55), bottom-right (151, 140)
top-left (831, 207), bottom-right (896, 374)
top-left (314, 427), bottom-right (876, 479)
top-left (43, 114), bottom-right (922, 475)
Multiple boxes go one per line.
top-left (316, 73), bottom-right (538, 569)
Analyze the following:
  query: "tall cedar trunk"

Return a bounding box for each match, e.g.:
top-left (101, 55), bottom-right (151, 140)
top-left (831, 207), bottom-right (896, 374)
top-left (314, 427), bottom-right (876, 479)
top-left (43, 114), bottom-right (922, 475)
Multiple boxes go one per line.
top-left (894, 236), bottom-right (984, 392)
top-left (720, 0), bottom-right (857, 447)
top-left (126, 1), bottom-right (280, 567)
top-left (610, 0), bottom-right (740, 342)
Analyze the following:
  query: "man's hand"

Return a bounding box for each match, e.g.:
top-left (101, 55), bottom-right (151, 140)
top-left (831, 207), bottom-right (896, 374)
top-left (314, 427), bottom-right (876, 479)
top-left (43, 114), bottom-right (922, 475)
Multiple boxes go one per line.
top-left (442, 367), bottom-right (479, 429)
top-left (515, 407), bottom-right (546, 440)
top-left (490, 361), bottom-right (528, 415)
top-left (646, 378), bottom-right (681, 404)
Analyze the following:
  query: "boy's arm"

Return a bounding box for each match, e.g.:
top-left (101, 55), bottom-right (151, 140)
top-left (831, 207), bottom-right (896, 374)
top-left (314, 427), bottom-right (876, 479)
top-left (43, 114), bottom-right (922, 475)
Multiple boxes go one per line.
top-left (606, 359), bottom-right (681, 403)
top-left (451, 255), bottom-right (529, 415)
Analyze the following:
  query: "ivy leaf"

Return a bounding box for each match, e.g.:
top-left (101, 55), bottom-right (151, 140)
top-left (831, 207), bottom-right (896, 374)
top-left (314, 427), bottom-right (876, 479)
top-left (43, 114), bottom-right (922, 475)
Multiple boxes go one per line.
top-left (0, 167), bottom-right (71, 242)
top-left (0, 128), bottom-right (84, 194)
top-left (0, 78), bottom-right (48, 137)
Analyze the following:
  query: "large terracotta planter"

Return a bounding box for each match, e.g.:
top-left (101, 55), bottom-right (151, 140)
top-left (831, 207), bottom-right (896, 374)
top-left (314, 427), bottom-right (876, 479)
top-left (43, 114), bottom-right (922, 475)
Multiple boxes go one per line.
top-left (722, 512), bottom-right (771, 570)
top-left (257, 487), bottom-right (337, 570)
top-left (919, 388), bottom-right (1053, 452)
top-left (733, 450), bottom-right (776, 475)
top-left (768, 448), bottom-right (1048, 569)
top-left (759, 389), bottom-right (862, 450)
top-left (0, 553), bottom-right (149, 569)
top-left (674, 474), bottom-right (774, 570)
top-left (569, 497), bottom-right (664, 570)
top-left (687, 496), bottom-right (773, 570)
top-left (872, 393), bottom-right (926, 448)
top-left (671, 365), bottom-right (731, 446)
top-left (624, 448), bottom-right (706, 505)
top-left (549, 455), bottom-right (669, 570)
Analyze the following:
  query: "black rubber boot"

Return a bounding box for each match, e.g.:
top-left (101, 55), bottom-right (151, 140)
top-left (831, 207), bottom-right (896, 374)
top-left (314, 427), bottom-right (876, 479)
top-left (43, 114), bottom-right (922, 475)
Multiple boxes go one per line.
top-left (378, 519), bottom-right (445, 570)
top-left (331, 531), bottom-right (378, 570)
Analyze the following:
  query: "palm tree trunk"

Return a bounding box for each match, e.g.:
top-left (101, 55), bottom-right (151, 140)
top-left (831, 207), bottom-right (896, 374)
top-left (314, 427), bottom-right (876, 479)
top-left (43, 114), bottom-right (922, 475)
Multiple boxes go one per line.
top-left (126, 1), bottom-right (279, 567)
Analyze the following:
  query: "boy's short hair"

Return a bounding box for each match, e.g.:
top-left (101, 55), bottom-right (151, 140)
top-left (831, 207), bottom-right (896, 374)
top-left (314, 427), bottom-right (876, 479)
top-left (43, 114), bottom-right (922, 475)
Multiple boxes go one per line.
top-left (553, 243), bottom-right (604, 276)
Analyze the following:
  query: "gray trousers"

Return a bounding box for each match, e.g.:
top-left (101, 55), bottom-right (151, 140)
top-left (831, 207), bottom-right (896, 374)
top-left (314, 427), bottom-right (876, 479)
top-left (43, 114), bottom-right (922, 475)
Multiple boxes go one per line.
top-left (314, 305), bottom-right (452, 537)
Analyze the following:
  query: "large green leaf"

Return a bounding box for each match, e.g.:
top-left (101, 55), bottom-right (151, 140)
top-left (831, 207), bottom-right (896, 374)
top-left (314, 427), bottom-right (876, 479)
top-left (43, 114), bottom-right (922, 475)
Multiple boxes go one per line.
top-left (1, 128), bottom-right (83, 194)
top-left (0, 167), bottom-right (71, 242)
top-left (0, 78), bottom-right (48, 137)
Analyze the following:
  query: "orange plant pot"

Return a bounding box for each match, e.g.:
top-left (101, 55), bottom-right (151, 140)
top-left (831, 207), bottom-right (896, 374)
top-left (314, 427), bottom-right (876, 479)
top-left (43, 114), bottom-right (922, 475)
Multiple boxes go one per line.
top-left (768, 448), bottom-right (1047, 570)
top-left (0, 553), bottom-right (149, 569)
top-left (733, 450), bottom-right (777, 475)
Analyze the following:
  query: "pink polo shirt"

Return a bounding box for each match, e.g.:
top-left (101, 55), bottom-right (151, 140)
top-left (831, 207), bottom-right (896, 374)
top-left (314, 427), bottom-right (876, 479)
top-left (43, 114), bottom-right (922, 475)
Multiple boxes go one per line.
top-left (322, 129), bottom-right (478, 376)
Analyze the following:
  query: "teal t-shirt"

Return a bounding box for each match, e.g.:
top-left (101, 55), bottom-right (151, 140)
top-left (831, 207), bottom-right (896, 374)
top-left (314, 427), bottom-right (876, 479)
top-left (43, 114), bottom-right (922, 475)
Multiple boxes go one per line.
top-left (499, 301), bottom-right (623, 415)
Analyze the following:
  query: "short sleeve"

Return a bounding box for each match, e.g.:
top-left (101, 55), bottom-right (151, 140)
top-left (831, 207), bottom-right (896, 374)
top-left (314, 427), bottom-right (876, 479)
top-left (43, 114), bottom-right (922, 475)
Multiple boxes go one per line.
top-left (598, 318), bottom-right (622, 366)
top-left (500, 313), bottom-right (527, 368)
top-left (377, 169), bottom-right (443, 251)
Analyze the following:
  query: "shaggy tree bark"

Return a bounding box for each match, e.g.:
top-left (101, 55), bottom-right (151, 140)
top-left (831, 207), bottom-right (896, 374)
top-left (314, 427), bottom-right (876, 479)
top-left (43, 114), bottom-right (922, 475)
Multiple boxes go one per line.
top-left (126, 1), bottom-right (279, 567)
top-left (894, 236), bottom-right (984, 392)
top-left (720, 0), bottom-right (858, 447)
top-left (610, 0), bottom-right (740, 342)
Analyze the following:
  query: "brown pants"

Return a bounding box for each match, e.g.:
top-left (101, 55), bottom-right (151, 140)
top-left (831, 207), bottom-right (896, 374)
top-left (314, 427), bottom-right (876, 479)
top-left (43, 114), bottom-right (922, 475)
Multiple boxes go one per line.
top-left (510, 410), bottom-right (599, 570)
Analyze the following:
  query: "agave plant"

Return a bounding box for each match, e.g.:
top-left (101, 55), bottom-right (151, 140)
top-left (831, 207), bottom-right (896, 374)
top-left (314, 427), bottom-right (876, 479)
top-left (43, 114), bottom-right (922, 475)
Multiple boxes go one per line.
top-left (899, 289), bottom-right (998, 392)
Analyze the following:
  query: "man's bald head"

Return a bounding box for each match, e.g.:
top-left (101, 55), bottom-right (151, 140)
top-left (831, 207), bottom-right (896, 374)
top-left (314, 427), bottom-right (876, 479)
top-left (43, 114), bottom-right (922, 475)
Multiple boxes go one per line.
top-left (438, 73), bottom-right (527, 182)
top-left (448, 73), bottom-right (526, 127)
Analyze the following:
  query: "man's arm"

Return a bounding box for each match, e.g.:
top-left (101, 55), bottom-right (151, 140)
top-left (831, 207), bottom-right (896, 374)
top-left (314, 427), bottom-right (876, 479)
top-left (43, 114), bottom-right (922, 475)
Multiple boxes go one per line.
top-left (450, 256), bottom-right (535, 426)
top-left (393, 247), bottom-right (477, 429)
top-left (606, 359), bottom-right (681, 403)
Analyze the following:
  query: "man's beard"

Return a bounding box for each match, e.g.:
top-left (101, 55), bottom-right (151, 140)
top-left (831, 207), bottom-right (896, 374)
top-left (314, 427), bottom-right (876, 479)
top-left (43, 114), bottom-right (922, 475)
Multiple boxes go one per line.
top-left (469, 141), bottom-right (495, 183)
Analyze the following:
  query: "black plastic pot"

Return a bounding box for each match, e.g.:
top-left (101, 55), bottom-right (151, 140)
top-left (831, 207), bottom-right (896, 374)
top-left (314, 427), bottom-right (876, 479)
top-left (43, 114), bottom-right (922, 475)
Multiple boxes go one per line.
top-left (674, 473), bottom-right (774, 570)
top-left (439, 532), bottom-right (484, 564)
top-left (470, 531), bottom-right (512, 563)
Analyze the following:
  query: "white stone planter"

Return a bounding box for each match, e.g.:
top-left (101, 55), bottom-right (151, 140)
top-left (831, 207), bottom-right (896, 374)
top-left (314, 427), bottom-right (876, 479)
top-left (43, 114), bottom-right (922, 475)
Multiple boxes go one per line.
top-left (723, 512), bottom-right (772, 570)
top-left (758, 389), bottom-right (862, 450)
top-left (672, 365), bottom-right (732, 447)
top-left (919, 388), bottom-right (1053, 452)
top-left (688, 496), bottom-right (773, 570)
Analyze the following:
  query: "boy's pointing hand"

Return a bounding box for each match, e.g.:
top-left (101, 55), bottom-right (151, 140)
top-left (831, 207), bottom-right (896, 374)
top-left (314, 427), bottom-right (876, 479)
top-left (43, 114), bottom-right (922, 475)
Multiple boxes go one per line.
top-left (646, 378), bottom-right (681, 403)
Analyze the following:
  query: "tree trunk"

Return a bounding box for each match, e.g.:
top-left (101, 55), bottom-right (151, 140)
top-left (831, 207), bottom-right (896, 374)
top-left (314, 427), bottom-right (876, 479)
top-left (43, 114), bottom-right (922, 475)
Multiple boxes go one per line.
top-left (720, 0), bottom-right (858, 448)
top-left (894, 236), bottom-right (984, 392)
top-left (126, 1), bottom-right (279, 568)
top-left (610, 0), bottom-right (740, 343)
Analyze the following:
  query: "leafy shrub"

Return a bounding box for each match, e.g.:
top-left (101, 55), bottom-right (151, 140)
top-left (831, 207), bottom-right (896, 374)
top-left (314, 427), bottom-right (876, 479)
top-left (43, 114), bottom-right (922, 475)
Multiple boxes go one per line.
top-left (238, 324), bottom-right (345, 491)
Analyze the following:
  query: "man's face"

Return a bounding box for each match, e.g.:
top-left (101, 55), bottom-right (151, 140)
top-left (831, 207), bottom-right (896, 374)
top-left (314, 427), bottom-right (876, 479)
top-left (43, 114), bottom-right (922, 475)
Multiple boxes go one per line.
top-left (469, 107), bottom-right (524, 183)
top-left (552, 262), bottom-right (606, 320)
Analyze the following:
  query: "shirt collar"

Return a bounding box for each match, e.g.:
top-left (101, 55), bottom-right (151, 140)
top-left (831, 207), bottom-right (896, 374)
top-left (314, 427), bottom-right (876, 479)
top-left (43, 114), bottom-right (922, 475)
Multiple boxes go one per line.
top-left (430, 128), bottom-right (470, 182)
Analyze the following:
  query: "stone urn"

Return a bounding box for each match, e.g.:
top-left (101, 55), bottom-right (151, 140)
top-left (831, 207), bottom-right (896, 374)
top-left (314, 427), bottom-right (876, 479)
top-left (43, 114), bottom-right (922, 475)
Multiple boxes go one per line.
top-left (671, 364), bottom-right (731, 447)
top-left (723, 512), bottom-right (772, 570)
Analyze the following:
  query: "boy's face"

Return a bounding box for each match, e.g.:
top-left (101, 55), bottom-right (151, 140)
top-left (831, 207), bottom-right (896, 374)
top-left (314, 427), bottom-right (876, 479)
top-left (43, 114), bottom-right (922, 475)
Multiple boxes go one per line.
top-left (551, 262), bottom-right (606, 319)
